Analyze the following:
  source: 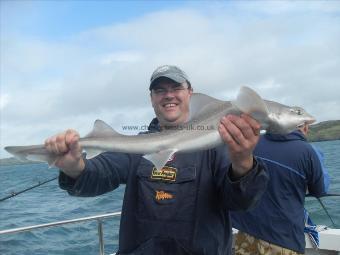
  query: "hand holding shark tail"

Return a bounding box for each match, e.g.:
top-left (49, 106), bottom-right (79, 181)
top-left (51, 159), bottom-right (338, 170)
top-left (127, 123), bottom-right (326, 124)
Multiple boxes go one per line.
top-left (5, 129), bottom-right (85, 178)
top-left (44, 129), bottom-right (85, 178)
top-left (4, 86), bottom-right (315, 171)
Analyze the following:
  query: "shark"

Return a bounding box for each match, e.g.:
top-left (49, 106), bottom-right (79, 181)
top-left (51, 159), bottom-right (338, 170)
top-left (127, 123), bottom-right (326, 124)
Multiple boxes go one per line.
top-left (4, 86), bottom-right (316, 170)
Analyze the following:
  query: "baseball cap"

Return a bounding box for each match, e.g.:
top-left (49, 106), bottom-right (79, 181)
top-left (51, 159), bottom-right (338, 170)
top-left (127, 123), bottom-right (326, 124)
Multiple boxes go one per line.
top-left (149, 65), bottom-right (190, 90)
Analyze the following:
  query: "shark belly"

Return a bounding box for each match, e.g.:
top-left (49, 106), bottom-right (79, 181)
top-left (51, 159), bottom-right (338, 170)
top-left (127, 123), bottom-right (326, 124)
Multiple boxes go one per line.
top-left (171, 129), bottom-right (223, 153)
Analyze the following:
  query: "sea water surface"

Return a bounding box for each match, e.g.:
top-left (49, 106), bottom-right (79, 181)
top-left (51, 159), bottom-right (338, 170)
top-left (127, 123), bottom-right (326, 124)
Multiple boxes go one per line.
top-left (0, 140), bottom-right (339, 255)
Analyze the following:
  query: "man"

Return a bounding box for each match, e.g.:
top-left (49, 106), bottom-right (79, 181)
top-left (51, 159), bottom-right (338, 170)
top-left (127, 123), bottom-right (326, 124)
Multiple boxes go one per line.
top-left (299, 124), bottom-right (330, 192)
top-left (45, 65), bottom-right (269, 254)
top-left (231, 123), bottom-right (329, 255)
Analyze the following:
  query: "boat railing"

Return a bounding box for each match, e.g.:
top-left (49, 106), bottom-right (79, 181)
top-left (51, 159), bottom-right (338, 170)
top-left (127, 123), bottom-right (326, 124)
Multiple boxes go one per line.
top-left (2, 211), bottom-right (340, 255)
top-left (0, 211), bottom-right (122, 255)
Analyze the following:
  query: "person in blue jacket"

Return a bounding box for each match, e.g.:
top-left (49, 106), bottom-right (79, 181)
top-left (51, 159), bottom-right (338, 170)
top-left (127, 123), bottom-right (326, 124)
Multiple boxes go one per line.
top-left (45, 65), bottom-right (269, 255)
top-left (231, 123), bottom-right (329, 255)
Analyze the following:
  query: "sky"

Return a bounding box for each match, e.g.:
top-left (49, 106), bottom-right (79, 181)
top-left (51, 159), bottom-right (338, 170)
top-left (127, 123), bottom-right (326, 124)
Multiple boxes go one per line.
top-left (1, 0), bottom-right (340, 158)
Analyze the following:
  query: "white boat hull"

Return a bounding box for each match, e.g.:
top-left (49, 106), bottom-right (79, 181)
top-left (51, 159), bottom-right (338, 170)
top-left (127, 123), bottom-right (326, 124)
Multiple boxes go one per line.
top-left (305, 227), bottom-right (340, 254)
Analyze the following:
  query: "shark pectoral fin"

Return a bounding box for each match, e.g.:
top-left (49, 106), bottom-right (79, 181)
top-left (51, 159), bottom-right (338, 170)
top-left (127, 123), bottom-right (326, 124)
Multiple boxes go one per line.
top-left (143, 149), bottom-right (177, 171)
top-left (231, 86), bottom-right (269, 120)
top-left (84, 148), bottom-right (103, 159)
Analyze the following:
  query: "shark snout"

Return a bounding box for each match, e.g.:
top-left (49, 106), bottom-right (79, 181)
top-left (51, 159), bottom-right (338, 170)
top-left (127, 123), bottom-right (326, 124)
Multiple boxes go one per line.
top-left (306, 118), bottom-right (316, 125)
top-left (305, 112), bottom-right (316, 125)
top-left (296, 116), bottom-right (316, 128)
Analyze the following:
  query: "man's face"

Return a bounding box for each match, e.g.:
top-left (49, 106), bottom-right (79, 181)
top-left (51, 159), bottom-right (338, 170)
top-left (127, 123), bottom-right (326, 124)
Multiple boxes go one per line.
top-left (150, 80), bottom-right (193, 127)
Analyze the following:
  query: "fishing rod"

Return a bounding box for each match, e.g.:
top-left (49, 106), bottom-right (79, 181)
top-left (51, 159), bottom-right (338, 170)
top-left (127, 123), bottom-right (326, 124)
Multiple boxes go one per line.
top-left (306, 193), bottom-right (340, 228)
top-left (316, 197), bottom-right (336, 227)
top-left (0, 176), bottom-right (58, 202)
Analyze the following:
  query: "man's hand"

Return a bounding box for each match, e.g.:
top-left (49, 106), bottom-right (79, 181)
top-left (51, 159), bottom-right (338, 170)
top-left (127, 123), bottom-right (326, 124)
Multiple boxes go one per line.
top-left (45, 129), bottom-right (85, 179)
top-left (218, 114), bottom-right (261, 178)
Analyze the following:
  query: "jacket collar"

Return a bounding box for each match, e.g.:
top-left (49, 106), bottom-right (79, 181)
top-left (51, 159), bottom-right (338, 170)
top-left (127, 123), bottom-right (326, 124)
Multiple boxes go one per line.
top-left (264, 130), bottom-right (307, 142)
top-left (146, 118), bottom-right (161, 133)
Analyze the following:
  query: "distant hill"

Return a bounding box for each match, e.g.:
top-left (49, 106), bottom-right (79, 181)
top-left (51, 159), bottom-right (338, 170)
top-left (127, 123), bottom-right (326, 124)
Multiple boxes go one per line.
top-left (307, 120), bottom-right (340, 142)
top-left (0, 157), bottom-right (40, 166)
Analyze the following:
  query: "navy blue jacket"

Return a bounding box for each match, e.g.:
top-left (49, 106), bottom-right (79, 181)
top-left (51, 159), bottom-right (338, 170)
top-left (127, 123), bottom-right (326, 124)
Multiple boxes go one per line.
top-left (59, 118), bottom-right (269, 255)
top-left (231, 130), bottom-right (327, 253)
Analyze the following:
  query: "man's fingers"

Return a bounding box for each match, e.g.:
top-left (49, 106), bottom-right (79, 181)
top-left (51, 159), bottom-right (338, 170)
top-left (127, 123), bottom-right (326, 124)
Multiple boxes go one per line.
top-left (43, 129), bottom-right (84, 175)
top-left (241, 114), bottom-right (261, 137)
top-left (45, 130), bottom-right (79, 155)
top-left (219, 116), bottom-right (246, 150)
top-left (55, 134), bottom-right (69, 154)
top-left (45, 135), bottom-right (60, 154)
top-left (65, 129), bottom-right (82, 161)
top-left (65, 129), bottom-right (80, 148)
top-left (218, 122), bottom-right (240, 148)
top-left (220, 115), bottom-right (248, 145)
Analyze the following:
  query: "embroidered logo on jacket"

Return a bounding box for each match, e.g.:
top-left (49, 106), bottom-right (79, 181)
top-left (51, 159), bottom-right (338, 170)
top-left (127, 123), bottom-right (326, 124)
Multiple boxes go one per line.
top-left (155, 190), bottom-right (174, 201)
top-left (151, 166), bottom-right (177, 182)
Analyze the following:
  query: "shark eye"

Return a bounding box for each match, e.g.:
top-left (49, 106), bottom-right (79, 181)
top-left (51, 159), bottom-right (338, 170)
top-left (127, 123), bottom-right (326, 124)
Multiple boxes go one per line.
top-left (290, 108), bottom-right (302, 115)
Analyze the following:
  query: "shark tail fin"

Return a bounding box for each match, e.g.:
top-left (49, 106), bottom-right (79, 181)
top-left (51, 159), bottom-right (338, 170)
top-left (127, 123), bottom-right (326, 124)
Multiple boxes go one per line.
top-left (231, 86), bottom-right (269, 121)
top-left (143, 149), bottom-right (177, 171)
top-left (4, 145), bottom-right (57, 166)
top-left (4, 146), bottom-right (29, 162)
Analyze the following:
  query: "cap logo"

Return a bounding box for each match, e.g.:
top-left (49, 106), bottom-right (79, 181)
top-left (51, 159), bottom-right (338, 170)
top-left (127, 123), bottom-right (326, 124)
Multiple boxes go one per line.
top-left (156, 66), bottom-right (170, 74)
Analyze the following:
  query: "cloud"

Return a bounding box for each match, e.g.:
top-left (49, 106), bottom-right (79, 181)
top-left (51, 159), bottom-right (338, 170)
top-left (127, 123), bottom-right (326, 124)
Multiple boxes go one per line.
top-left (0, 93), bottom-right (10, 110)
top-left (1, 2), bottom-right (340, 158)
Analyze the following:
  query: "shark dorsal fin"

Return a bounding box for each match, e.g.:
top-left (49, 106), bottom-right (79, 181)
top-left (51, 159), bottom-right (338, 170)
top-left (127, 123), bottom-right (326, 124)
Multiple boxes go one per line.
top-left (83, 120), bottom-right (122, 159)
top-left (189, 93), bottom-right (225, 121)
top-left (84, 119), bottom-right (121, 139)
top-left (231, 86), bottom-right (269, 120)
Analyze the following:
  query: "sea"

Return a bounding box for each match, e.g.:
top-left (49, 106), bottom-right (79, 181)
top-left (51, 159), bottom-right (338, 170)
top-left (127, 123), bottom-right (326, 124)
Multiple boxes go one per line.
top-left (0, 140), bottom-right (339, 255)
